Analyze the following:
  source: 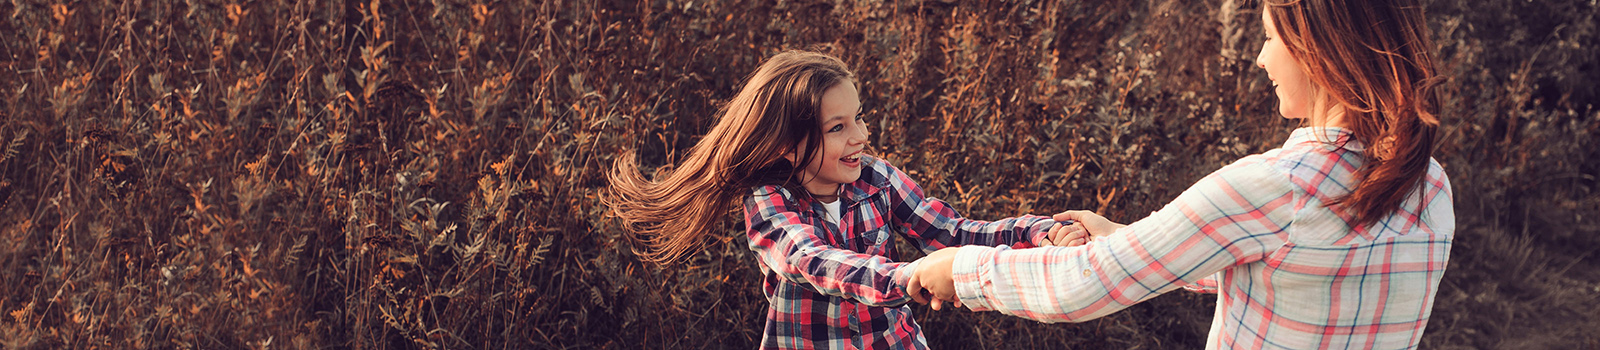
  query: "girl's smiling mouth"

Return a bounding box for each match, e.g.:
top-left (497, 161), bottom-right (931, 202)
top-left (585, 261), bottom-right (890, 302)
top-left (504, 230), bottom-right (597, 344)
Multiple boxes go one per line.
top-left (841, 149), bottom-right (864, 167)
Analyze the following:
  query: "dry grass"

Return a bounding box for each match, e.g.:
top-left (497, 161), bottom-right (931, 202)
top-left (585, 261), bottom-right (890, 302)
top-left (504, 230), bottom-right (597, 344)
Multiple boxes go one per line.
top-left (0, 0), bottom-right (1595, 348)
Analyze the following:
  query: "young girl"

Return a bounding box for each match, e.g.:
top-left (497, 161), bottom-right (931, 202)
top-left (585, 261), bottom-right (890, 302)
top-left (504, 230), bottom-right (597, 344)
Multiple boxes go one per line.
top-left (908, 0), bottom-right (1455, 349)
top-left (604, 50), bottom-right (1075, 349)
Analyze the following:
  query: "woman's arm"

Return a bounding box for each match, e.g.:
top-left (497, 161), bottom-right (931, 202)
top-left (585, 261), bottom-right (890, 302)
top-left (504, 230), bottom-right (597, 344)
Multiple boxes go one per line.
top-left (1053, 210), bottom-right (1219, 294)
top-left (919, 159), bottom-right (1299, 322)
top-left (1184, 273), bottom-right (1223, 294)
top-left (744, 187), bottom-right (918, 307)
top-left (881, 161), bottom-right (1057, 251)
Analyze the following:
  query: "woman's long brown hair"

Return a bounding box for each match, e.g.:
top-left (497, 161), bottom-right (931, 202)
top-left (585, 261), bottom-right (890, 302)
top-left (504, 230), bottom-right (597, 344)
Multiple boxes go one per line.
top-left (602, 51), bottom-right (854, 264)
top-left (1265, 0), bottom-right (1443, 228)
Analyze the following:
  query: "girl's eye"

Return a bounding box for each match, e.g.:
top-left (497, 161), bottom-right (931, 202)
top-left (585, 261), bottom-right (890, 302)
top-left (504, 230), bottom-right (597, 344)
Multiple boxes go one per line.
top-left (828, 124), bottom-right (843, 132)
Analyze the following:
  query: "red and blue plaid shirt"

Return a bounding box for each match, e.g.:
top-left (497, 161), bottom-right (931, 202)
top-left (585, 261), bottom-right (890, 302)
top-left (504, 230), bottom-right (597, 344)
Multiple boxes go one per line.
top-left (950, 127), bottom-right (1455, 349)
top-left (744, 156), bottom-right (1056, 350)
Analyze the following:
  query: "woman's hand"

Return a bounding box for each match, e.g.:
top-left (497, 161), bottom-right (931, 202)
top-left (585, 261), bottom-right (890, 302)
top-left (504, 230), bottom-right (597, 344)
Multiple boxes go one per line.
top-left (906, 247), bottom-right (963, 310)
top-left (1051, 210), bottom-right (1124, 243)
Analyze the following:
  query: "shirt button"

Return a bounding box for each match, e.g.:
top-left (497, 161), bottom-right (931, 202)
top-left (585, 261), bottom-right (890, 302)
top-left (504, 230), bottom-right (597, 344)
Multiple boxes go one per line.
top-left (1082, 269), bottom-right (1092, 277)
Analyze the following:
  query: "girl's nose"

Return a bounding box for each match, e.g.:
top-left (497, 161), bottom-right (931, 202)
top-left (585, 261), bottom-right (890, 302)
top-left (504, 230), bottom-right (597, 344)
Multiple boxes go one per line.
top-left (849, 121), bottom-right (870, 144)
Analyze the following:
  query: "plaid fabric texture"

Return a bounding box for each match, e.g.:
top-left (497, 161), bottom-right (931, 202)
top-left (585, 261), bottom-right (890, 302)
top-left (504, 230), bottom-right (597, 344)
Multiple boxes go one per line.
top-left (744, 156), bottom-right (1056, 350)
top-left (951, 127), bottom-right (1455, 350)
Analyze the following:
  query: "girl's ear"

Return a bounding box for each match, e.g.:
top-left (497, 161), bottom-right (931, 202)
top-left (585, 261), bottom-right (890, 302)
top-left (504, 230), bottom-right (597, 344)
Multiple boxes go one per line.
top-left (784, 137), bottom-right (806, 164)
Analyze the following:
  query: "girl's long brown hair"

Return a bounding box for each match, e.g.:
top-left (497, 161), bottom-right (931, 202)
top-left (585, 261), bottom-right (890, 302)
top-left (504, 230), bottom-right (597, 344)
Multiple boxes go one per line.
top-left (1265, 0), bottom-right (1442, 228)
top-left (602, 51), bottom-right (854, 264)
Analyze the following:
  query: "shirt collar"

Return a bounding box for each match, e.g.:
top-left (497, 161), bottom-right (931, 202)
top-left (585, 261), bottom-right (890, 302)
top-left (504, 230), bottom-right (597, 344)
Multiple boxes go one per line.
top-left (841, 156), bottom-right (887, 204)
top-left (1285, 126), bottom-right (1365, 152)
top-left (781, 156), bottom-right (885, 207)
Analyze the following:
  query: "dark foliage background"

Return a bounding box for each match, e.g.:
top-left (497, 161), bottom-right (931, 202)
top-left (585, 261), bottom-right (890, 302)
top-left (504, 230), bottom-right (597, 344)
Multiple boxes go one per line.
top-left (0, 0), bottom-right (1596, 348)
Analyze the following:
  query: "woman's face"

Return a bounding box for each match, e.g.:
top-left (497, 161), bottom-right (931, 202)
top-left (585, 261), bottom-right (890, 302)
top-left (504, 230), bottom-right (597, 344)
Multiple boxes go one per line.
top-left (1257, 10), bottom-right (1316, 119)
top-left (790, 80), bottom-right (869, 199)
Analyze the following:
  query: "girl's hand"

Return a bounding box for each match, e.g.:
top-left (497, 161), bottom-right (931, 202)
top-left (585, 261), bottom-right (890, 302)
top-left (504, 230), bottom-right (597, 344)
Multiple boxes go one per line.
top-left (1045, 220), bottom-right (1090, 247)
top-left (1051, 210), bottom-right (1124, 243)
top-left (906, 247), bottom-right (963, 310)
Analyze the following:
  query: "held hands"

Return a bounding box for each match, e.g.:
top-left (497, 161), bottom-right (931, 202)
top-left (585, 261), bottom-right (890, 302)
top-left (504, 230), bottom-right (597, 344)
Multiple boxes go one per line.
top-left (1049, 210), bottom-right (1124, 244)
top-left (1042, 220), bottom-right (1090, 247)
top-left (906, 247), bottom-right (962, 310)
top-left (907, 210), bottom-right (1125, 311)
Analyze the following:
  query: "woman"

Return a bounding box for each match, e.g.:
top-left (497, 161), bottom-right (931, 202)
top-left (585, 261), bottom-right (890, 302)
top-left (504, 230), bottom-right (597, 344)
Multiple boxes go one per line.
top-left (907, 0), bottom-right (1454, 348)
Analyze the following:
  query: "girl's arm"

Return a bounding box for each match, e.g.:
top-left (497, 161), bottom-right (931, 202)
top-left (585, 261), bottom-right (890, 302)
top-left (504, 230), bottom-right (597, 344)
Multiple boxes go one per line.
top-left (745, 187), bottom-right (919, 307)
top-left (948, 159), bottom-right (1297, 322)
top-left (883, 162), bottom-right (1056, 251)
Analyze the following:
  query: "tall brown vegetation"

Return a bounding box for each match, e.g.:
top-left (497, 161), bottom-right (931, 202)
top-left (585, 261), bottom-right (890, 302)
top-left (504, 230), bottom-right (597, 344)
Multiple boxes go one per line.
top-left (0, 0), bottom-right (1594, 348)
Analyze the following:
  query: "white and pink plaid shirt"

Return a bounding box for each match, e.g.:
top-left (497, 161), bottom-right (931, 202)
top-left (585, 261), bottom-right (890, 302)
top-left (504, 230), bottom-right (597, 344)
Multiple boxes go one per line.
top-left (951, 127), bottom-right (1455, 349)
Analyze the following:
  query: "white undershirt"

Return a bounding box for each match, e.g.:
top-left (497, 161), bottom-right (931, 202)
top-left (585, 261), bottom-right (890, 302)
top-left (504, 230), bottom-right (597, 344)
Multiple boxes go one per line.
top-left (822, 200), bottom-right (842, 224)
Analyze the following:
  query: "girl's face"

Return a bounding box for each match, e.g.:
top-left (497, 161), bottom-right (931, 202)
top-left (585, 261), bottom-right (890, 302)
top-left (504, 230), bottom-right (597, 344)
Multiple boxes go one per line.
top-left (1257, 10), bottom-right (1316, 119)
top-left (790, 80), bottom-right (869, 199)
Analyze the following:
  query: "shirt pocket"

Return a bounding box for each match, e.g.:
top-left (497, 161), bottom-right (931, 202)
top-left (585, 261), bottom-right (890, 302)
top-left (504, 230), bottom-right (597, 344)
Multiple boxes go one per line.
top-left (856, 225), bottom-right (893, 255)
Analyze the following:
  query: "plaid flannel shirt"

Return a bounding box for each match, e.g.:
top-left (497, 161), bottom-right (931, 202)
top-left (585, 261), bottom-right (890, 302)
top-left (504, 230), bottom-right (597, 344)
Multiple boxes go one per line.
top-left (744, 156), bottom-right (1056, 350)
top-left (952, 127), bottom-right (1455, 349)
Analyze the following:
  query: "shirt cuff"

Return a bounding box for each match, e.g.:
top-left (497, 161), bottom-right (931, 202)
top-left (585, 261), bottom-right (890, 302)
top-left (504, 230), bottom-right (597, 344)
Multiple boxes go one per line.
top-left (1028, 219), bottom-right (1058, 247)
top-left (892, 259), bottom-right (921, 294)
top-left (952, 245), bottom-right (1002, 311)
